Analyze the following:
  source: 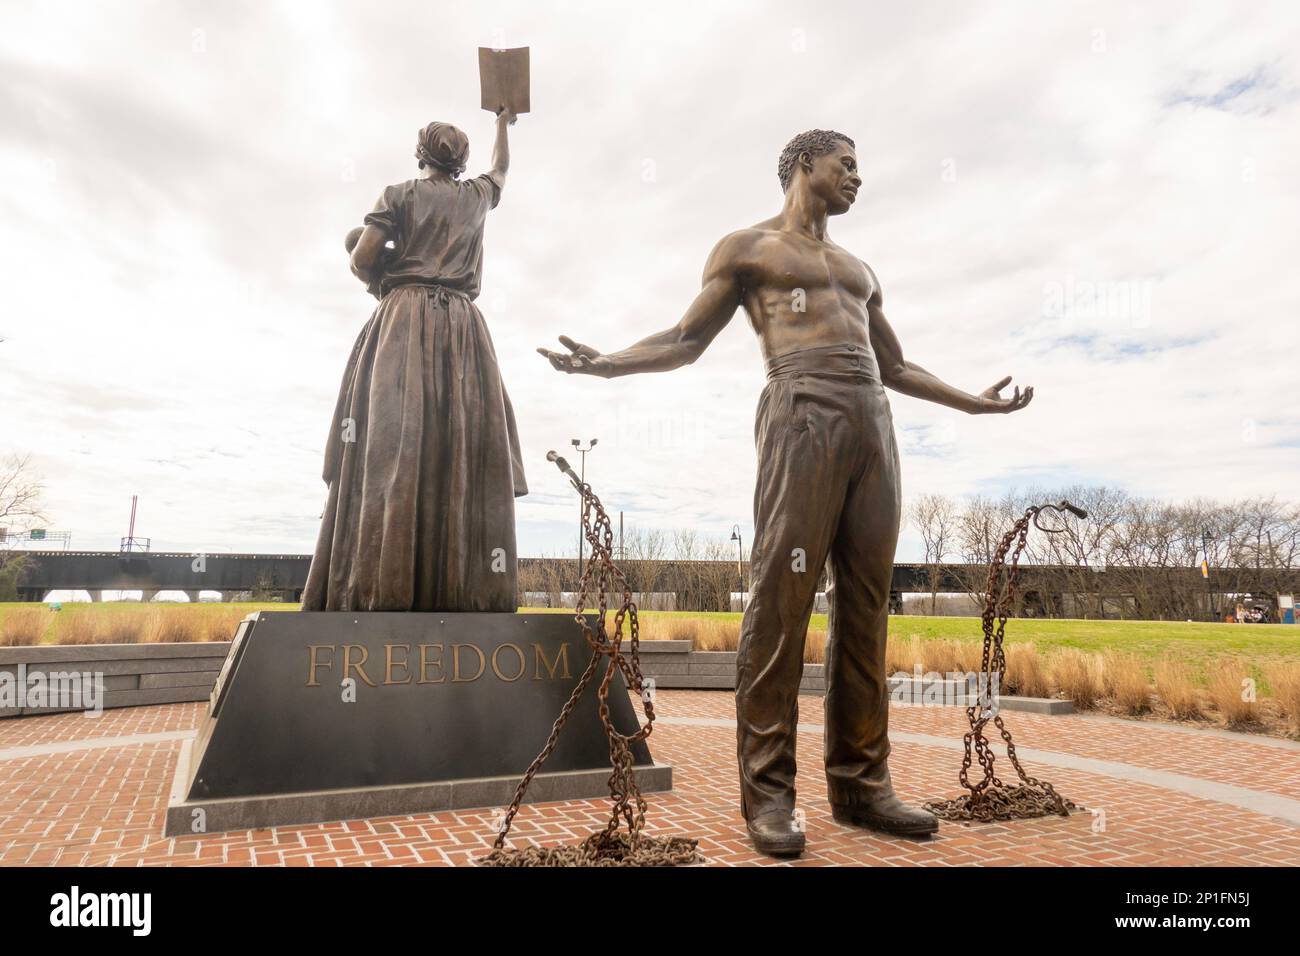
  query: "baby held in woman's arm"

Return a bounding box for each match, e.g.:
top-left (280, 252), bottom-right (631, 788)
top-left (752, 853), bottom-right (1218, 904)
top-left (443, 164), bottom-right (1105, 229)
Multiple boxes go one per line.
top-left (344, 226), bottom-right (393, 300)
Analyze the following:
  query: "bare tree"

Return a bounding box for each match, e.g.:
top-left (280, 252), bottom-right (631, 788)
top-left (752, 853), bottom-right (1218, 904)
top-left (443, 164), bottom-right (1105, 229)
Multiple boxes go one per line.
top-left (1034, 485), bottom-right (1129, 619)
top-left (669, 528), bottom-right (702, 608)
top-left (698, 537), bottom-right (739, 611)
top-left (0, 454), bottom-right (47, 600)
top-left (955, 493), bottom-right (1019, 605)
top-left (908, 493), bottom-right (956, 615)
top-left (625, 526), bottom-right (671, 608)
top-left (517, 557), bottom-right (547, 607)
top-left (672, 528), bottom-right (699, 561)
top-left (914, 488), bottom-right (1300, 622)
top-left (0, 453), bottom-right (44, 532)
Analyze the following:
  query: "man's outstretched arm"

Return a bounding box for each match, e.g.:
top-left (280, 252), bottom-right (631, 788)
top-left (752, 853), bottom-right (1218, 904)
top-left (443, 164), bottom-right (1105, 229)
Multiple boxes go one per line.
top-left (867, 267), bottom-right (1033, 414)
top-left (538, 235), bottom-right (744, 378)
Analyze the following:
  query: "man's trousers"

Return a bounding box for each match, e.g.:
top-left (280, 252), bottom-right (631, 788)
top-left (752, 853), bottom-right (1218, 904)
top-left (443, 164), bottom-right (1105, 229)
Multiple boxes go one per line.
top-left (735, 343), bottom-right (902, 819)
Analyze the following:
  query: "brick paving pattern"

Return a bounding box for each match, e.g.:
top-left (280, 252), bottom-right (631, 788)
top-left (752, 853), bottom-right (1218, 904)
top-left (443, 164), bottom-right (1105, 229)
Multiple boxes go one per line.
top-left (1, 690), bottom-right (1297, 866)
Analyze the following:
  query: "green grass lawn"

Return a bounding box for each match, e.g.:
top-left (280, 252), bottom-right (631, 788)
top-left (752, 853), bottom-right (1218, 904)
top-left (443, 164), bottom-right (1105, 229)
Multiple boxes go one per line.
top-left (882, 615), bottom-right (1300, 668)
top-left (540, 608), bottom-right (1300, 670)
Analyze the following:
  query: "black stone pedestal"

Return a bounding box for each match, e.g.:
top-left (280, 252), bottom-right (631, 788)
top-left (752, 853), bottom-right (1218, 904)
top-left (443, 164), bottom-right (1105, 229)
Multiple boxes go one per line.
top-left (164, 611), bottom-right (671, 836)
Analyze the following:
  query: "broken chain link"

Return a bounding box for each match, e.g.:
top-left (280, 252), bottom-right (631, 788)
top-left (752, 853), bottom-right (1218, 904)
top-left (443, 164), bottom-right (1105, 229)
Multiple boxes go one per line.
top-left (477, 452), bottom-right (703, 866)
top-left (924, 501), bottom-right (1086, 824)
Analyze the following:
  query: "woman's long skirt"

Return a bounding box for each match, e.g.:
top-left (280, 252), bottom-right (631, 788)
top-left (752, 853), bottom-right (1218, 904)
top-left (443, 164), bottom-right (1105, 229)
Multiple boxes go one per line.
top-left (302, 285), bottom-right (527, 612)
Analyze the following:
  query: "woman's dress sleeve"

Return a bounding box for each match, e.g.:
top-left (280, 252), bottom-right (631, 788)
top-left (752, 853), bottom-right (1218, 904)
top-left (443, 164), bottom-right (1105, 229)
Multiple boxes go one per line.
top-left (463, 171), bottom-right (504, 210)
top-left (363, 184), bottom-right (403, 237)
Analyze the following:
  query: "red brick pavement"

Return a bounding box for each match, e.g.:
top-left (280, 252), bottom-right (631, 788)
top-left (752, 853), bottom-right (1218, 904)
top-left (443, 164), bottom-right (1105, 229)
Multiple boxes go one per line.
top-left (669, 690), bottom-right (1300, 802)
top-left (0, 702), bottom-right (205, 748)
top-left (0, 690), bottom-right (1296, 867)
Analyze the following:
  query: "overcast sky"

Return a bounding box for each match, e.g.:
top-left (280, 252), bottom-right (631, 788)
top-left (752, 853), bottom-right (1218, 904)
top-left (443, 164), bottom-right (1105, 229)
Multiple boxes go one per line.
top-left (2, 0), bottom-right (1297, 563)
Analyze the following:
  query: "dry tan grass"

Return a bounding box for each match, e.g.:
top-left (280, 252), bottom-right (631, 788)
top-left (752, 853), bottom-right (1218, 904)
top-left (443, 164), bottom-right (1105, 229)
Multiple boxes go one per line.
top-left (1264, 663), bottom-right (1300, 734)
top-left (884, 635), bottom-right (907, 676)
top-left (1050, 649), bottom-right (1104, 709)
top-left (1205, 659), bottom-right (1260, 726)
top-left (665, 617), bottom-right (700, 643)
top-left (47, 607), bottom-right (232, 645)
top-left (142, 608), bottom-right (195, 643)
top-left (98, 612), bottom-right (147, 644)
top-left (618, 614), bottom-right (658, 641)
top-left (0, 608), bottom-right (50, 646)
top-left (910, 639), bottom-right (982, 677)
top-left (920, 639), bottom-right (962, 675)
top-left (53, 612), bottom-right (100, 645)
top-left (1102, 651), bottom-right (1151, 714)
top-left (1003, 642), bottom-right (1052, 698)
top-left (695, 620), bottom-right (741, 652)
top-left (953, 640), bottom-right (984, 674)
top-left (885, 635), bottom-right (924, 676)
top-left (1153, 659), bottom-right (1202, 719)
top-left (202, 609), bottom-right (245, 643)
top-left (882, 635), bottom-right (996, 686)
top-left (804, 628), bottom-right (826, 664)
top-left (54, 609), bottom-right (142, 644)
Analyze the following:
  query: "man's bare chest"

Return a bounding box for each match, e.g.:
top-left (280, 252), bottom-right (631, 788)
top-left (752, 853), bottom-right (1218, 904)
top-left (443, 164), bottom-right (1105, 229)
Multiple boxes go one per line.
top-left (751, 237), bottom-right (875, 302)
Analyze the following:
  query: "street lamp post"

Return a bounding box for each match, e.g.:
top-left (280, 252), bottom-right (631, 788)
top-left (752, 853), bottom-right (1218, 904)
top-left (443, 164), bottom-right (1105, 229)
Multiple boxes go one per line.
top-left (730, 524), bottom-right (745, 611)
top-left (1202, 527), bottom-right (1215, 621)
top-left (572, 438), bottom-right (598, 583)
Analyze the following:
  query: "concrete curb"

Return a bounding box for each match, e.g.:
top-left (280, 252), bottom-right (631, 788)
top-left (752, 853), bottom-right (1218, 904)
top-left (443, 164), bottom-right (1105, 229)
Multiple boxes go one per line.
top-left (163, 738), bottom-right (673, 837)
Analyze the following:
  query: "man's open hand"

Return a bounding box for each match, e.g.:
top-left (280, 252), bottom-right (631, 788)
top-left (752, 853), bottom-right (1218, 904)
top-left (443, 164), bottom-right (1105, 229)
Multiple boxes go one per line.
top-left (976, 376), bottom-right (1033, 414)
top-left (537, 335), bottom-right (612, 376)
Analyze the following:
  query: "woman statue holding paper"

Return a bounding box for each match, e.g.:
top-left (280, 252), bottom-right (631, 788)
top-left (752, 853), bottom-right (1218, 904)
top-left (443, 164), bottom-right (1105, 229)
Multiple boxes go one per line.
top-left (303, 108), bottom-right (526, 612)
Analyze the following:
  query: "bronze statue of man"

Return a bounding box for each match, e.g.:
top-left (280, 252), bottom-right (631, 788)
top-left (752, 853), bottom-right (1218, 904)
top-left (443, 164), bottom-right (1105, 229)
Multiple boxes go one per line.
top-left (539, 129), bottom-right (1032, 857)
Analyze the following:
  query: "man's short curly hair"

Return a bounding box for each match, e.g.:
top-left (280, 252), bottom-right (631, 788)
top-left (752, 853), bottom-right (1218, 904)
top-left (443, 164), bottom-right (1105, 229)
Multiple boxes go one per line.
top-left (777, 129), bottom-right (855, 192)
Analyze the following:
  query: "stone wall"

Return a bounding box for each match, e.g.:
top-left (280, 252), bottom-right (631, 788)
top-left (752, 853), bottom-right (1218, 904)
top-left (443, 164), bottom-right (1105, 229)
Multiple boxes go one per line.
top-left (0, 642), bottom-right (230, 717)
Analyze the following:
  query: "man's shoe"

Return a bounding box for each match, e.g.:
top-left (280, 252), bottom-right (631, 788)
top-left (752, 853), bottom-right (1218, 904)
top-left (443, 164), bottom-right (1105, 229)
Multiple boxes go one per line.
top-left (831, 793), bottom-right (939, 837)
top-left (746, 809), bottom-right (806, 857)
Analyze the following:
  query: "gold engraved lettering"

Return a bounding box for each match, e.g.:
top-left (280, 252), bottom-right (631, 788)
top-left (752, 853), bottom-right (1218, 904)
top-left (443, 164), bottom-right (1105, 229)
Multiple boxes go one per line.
top-left (533, 642), bottom-right (571, 680)
top-left (418, 644), bottom-right (445, 684)
top-left (490, 642), bottom-right (526, 682)
top-left (452, 643), bottom-right (486, 682)
top-left (306, 645), bottom-right (335, 687)
top-left (384, 643), bottom-right (412, 685)
top-left (341, 644), bottom-right (377, 687)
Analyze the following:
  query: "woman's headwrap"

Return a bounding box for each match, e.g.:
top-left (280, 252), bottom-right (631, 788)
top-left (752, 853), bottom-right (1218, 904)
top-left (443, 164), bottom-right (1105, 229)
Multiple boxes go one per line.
top-left (415, 121), bottom-right (469, 179)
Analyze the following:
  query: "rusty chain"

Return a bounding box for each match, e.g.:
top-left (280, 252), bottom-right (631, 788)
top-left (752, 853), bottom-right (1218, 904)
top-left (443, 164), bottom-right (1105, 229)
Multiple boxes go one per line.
top-left (477, 452), bottom-right (703, 867)
top-left (924, 501), bottom-right (1086, 824)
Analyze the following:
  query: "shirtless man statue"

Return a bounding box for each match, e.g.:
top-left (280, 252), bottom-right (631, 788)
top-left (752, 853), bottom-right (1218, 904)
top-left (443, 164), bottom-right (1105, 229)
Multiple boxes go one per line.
top-left (539, 129), bottom-right (1033, 857)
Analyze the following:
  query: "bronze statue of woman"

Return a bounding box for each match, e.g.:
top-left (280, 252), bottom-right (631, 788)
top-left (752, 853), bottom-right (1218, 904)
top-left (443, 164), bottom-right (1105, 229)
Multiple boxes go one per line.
top-left (302, 110), bottom-right (527, 612)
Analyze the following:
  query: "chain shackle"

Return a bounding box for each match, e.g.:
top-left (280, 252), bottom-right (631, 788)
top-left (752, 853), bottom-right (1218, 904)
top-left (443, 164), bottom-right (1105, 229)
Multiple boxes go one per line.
top-left (479, 455), bottom-right (702, 866)
top-left (924, 501), bottom-right (1084, 823)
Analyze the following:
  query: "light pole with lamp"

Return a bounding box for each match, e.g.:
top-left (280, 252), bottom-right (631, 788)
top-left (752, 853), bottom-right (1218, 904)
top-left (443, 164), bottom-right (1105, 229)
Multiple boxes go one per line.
top-left (572, 438), bottom-right (598, 581)
top-left (730, 523), bottom-right (746, 611)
